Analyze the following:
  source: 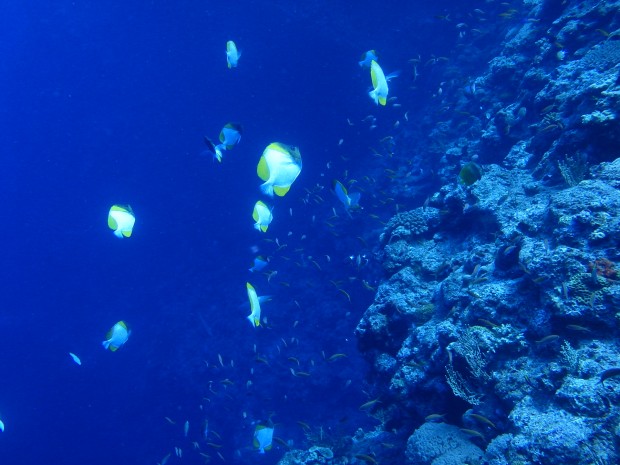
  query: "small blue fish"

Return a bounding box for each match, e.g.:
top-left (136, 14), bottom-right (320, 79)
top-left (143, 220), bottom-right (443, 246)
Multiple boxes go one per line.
top-left (218, 122), bottom-right (243, 151)
top-left (203, 122), bottom-right (243, 162)
top-left (249, 256), bottom-right (269, 273)
top-left (359, 50), bottom-right (378, 68)
top-left (333, 179), bottom-right (361, 212)
top-left (69, 352), bottom-right (82, 366)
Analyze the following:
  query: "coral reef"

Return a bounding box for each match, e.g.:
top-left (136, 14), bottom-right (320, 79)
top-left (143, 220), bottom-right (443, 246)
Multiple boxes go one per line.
top-left (279, 0), bottom-right (620, 464)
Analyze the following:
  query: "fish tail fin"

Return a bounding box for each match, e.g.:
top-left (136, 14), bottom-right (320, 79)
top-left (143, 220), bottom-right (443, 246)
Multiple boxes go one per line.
top-left (213, 146), bottom-right (225, 162)
top-left (102, 340), bottom-right (110, 350)
top-left (260, 183), bottom-right (274, 197)
top-left (247, 315), bottom-right (258, 327)
top-left (368, 89), bottom-right (379, 105)
top-left (349, 192), bottom-right (361, 208)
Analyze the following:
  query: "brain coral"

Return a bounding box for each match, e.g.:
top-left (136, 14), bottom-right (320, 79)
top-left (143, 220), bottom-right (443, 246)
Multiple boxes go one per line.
top-left (381, 207), bottom-right (440, 244)
top-left (582, 40), bottom-right (620, 70)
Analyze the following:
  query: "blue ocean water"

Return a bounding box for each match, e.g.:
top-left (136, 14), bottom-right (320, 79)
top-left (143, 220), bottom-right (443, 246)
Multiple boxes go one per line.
top-left (0, 1), bottom-right (462, 463)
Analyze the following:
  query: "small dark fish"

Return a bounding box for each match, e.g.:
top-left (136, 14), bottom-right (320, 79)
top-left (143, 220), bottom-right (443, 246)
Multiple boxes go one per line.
top-left (536, 334), bottom-right (560, 344)
top-left (460, 428), bottom-right (485, 440)
top-left (600, 367), bottom-right (620, 386)
top-left (354, 454), bottom-right (378, 464)
top-left (467, 413), bottom-right (496, 429)
top-left (477, 318), bottom-right (498, 329)
top-left (566, 324), bottom-right (591, 333)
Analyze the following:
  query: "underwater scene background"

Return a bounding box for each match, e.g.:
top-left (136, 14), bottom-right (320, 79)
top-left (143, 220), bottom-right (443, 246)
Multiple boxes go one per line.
top-left (1, 0), bottom-right (620, 464)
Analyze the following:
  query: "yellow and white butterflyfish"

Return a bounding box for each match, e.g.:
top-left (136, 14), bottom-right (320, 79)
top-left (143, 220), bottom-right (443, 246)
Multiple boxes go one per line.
top-left (257, 142), bottom-right (302, 197)
top-left (246, 282), bottom-right (261, 327)
top-left (369, 60), bottom-right (388, 106)
top-left (108, 204), bottom-right (135, 238)
top-left (253, 424), bottom-right (274, 453)
top-left (226, 40), bottom-right (241, 68)
top-left (102, 320), bottom-right (131, 351)
top-left (252, 200), bottom-right (273, 232)
top-left (332, 179), bottom-right (361, 212)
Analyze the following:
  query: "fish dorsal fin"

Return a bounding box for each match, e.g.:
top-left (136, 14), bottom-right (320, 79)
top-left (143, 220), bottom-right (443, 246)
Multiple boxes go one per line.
top-left (379, 96), bottom-right (387, 106)
top-left (261, 225), bottom-right (268, 232)
top-left (252, 208), bottom-right (260, 222)
top-left (266, 142), bottom-right (287, 154)
top-left (257, 156), bottom-right (270, 181)
top-left (122, 229), bottom-right (132, 238)
top-left (108, 216), bottom-right (118, 230)
top-left (109, 345), bottom-right (119, 352)
top-left (273, 185), bottom-right (290, 197)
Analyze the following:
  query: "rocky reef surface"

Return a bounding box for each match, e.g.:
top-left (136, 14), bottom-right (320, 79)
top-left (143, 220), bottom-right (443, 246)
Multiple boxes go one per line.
top-left (277, 0), bottom-right (620, 464)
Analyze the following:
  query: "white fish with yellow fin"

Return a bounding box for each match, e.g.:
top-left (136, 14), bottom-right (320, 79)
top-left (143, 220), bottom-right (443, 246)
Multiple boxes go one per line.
top-left (369, 60), bottom-right (388, 106)
top-left (369, 61), bottom-right (399, 106)
top-left (257, 142), bottom-right (302, 197)
top-left (102, 321), bottom-right (131, 351)
top-left (253, 423), bottom-right (274, 453)
top-left (252, 201), bottom-right (273, 232)
top-left (246, 282), bottom-right (262, 327)
top-left (226, 40), bottom-right (241, 68)
top-left (108, 205), bottom-right (135, 238)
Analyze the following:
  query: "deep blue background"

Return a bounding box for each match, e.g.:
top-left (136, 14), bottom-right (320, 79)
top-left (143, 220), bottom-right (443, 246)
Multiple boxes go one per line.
top-left (0, 1), bottom-right (455, 463)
